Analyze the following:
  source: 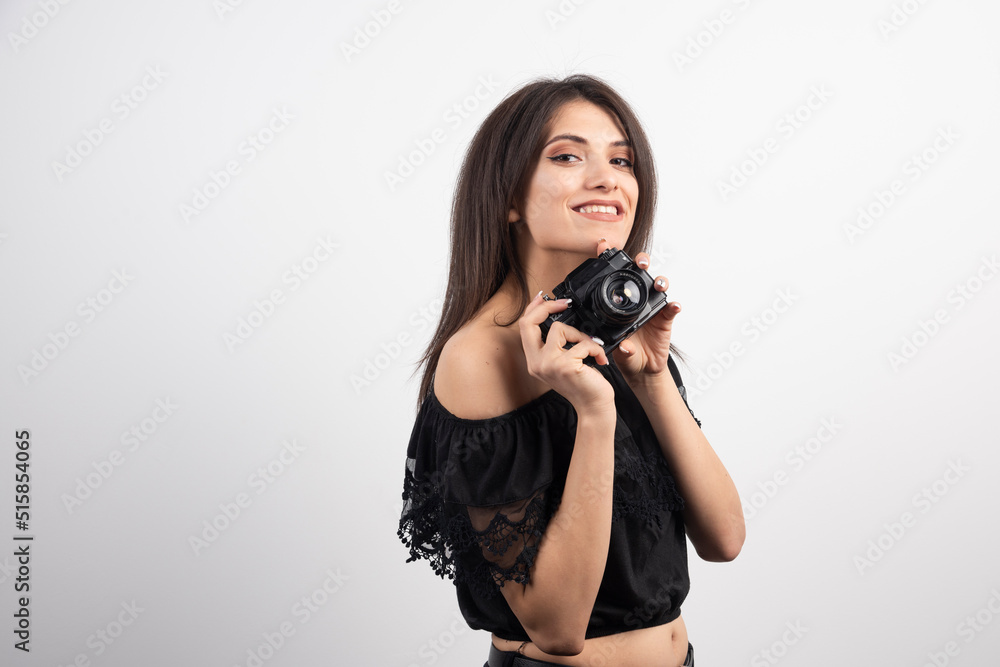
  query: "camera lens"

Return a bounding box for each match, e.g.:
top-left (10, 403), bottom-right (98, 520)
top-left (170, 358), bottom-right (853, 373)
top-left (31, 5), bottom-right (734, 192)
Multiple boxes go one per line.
top-left (610, 281), bottom-right (639, 307)
top-left (595, 271), bottom-right (647, 323)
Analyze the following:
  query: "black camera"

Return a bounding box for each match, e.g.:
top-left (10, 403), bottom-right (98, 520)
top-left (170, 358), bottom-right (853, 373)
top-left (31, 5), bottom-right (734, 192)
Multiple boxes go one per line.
top-left (539, 247), bottom-right (668, 357)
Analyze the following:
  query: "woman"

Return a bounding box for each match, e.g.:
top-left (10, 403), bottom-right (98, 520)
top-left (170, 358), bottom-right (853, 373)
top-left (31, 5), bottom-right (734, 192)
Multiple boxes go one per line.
top-left (398, 74), bottom-right (745, 667)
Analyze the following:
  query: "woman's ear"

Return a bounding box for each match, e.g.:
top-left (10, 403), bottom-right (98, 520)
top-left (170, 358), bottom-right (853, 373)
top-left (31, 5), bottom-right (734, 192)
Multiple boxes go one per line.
top-left (507, 208), bottom-right (520, 223)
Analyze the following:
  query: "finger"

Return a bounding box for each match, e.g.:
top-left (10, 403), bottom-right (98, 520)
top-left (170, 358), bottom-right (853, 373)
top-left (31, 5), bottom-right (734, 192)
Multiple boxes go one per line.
top-left (596, 237), bottom-right (611, 255)
top-left (635, 252), bottom-right (651, 271)
top-left (521, 294), bottom-right (572, 326)
top-left (548, 324), bottom-right (610, 365)
top-left (657, 301), bottom-right (681, 323)
top-left (519, 296), bottom-right (572, 350)
top-left (541, 319), bottom-right (587, 349)
top-left (566, 338), bottom-right (609, 366)
top-left (518, 291), bottom-right (550, 350)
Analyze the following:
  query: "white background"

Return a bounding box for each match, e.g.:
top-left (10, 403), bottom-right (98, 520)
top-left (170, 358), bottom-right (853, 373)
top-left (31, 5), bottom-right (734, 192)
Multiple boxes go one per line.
top-left (2, 1), bottom-right (999, 666)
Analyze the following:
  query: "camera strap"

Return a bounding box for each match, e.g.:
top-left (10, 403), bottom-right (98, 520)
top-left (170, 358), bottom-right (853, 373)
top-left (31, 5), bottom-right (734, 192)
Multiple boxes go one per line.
top-left (668, 355), bottom-right (702, 428)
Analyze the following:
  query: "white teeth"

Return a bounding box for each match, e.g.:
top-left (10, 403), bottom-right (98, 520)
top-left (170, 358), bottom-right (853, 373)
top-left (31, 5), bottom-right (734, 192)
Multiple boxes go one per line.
top-left (576, 205), bottom-right (618, 215)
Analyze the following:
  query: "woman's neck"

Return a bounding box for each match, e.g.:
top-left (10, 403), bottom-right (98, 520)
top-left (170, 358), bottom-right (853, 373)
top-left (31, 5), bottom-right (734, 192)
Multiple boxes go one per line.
top-left (515, 239), bottom-right (600, 299)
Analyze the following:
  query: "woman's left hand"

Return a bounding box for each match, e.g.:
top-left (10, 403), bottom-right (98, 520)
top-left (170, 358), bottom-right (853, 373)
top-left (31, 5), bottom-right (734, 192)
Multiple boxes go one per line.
top-left (612, 250), bottom-right (679, 385)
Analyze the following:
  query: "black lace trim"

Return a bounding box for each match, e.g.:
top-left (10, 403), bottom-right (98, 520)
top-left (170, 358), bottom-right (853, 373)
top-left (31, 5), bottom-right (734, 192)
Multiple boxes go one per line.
top-left (398, 462), bottom-right (559, 599)
top-left (612, 444), bottom-right (685, 528)
top-left (398, 438), bottom-right (685, 594)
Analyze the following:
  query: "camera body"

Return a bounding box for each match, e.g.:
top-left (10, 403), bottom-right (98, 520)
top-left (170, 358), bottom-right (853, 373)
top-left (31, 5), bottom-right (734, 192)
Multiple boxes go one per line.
top-left (540, 247), bottom-right (667, 357)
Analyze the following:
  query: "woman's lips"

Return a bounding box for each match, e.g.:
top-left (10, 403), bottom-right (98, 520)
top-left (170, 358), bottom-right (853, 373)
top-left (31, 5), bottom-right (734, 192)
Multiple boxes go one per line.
top-left (572, 203), bottom-right (624, 221)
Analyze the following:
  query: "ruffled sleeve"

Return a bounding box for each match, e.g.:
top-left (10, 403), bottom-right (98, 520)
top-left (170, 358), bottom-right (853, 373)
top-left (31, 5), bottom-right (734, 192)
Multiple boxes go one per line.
top-left (397, 390), bottom-right (576, 599)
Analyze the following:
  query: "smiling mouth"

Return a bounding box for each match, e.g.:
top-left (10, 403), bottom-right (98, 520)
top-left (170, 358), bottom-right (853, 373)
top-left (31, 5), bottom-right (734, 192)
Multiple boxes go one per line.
top-left (574, 204), bottom-right (619, 215)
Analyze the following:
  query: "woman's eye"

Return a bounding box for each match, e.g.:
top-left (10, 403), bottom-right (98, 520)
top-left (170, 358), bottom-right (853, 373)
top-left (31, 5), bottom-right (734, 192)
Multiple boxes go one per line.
top-left (612, 157), bottom-right (634, 168)
top-left (547, 154), bottom-right (580, 163)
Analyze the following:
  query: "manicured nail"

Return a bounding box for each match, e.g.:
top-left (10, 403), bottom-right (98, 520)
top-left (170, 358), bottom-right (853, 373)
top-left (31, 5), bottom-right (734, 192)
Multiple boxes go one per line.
top-left (535, 290), bottom-right (544, 300)
top-left (655, 279), bottom-right (665, 288)
top-left (638, 258), bottom-right (649, 268)
top-left (591, 335), bottom-right (605, 346)
top-left (559, 298), bottom-right (573, 305)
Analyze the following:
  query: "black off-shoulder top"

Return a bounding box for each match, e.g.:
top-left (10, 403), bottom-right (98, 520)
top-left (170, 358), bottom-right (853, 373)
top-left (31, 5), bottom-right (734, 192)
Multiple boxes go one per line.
top-left (397, 356), bottom-right (698, 641)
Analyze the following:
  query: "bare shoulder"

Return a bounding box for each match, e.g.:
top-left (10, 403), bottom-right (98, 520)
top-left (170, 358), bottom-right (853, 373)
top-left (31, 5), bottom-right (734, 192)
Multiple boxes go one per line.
top-left (434, 311), bottom-right (547, 420)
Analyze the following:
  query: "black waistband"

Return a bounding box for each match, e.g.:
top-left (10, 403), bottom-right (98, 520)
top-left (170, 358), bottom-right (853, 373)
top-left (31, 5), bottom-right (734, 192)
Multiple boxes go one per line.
top-left (487, 642), bottom-right (555, 667)
top-left (487, 641), bottom-right (694, 667)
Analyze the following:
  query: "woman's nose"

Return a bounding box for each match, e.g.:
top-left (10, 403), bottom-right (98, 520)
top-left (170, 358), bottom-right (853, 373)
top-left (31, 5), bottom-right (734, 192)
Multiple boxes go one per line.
top-left (584, 160), bottom-right (619, 191)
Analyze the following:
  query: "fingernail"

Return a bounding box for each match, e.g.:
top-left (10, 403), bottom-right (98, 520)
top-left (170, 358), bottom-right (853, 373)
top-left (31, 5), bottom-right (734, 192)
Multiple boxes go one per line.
top-left (655, 279), bottom-right (665, 287)
top-left (638, 258), bottom-right (649, 268)
top-left (559, 298), bottom-right (573, 305)
top-left (591, 335), bottom-right (605, 346)
top-left (535, 290), bottom-right (544, 300)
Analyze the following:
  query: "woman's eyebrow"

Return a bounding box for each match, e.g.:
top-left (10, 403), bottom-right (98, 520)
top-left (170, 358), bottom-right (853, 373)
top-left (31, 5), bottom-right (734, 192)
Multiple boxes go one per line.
top-left (544, 133), bottom-right (587, 147)
top-left (544, 133), bottom-right (632, 148)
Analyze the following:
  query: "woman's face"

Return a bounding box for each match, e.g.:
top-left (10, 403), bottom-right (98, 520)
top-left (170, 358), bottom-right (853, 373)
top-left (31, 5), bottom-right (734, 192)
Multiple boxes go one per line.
top-left (512, 99), bottom-right (639, 256)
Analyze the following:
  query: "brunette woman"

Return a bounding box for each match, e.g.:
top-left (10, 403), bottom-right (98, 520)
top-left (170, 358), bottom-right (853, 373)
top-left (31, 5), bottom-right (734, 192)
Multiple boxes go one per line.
top-left (399, 74), bottom-right (744, 667)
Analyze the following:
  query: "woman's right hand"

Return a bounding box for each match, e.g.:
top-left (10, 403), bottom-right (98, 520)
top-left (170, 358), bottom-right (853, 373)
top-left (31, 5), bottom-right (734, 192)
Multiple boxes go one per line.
top-left (518, 292), bottom-right (616, 414)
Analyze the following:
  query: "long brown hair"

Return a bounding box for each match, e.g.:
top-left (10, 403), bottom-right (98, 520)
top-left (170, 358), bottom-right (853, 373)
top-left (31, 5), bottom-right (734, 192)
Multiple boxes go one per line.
top-left (416, 75), bottom-right (661, 404)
